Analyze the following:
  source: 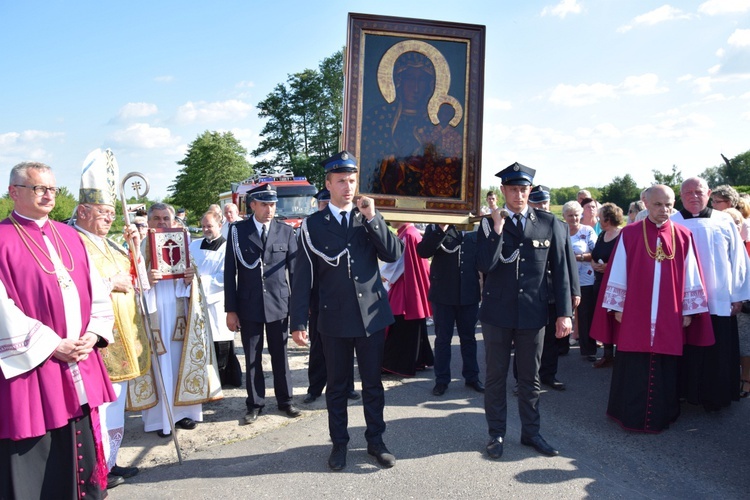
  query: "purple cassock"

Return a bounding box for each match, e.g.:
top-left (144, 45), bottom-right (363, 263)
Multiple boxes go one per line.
top-left (0, 215), bottom-right (115, 441)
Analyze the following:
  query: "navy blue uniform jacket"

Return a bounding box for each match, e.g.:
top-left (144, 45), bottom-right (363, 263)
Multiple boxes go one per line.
top-left (477, 209), bottom-right (573, 330)
top-left (290, 207), bottom-right (403, 338)
top-left (224, 218), bottom-right (296, 323)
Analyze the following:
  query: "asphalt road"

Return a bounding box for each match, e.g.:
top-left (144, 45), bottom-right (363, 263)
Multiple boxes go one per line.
top-left (110, 324), bottom-right (749, 499)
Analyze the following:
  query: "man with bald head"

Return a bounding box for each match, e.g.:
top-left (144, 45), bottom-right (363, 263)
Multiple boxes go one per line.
top-left (592, 185), bottom-right (713, 432)
top-left (673, 177), bottom-right (750, 412)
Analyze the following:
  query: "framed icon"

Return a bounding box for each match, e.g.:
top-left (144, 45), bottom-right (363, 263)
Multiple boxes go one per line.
top-left (344, 13), bottom-right (485, 223)
top-left (148, 228), bottom-right (190, 279)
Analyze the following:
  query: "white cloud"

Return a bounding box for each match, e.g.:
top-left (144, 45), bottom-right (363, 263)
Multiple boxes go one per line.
top-left (620, 73), bottom-right (669, 95)
top-left (235, 81), bottom-right (255, 88)
top-left (114, 102), bottom-right (158, 122)
top-left (740, 91), bottom-right (750, 99)
top-left (111, 123), bottom-right (181, 149)
top-left (154, 76), bottom-right (174, 83)
top-left (541, 0), bottom-right (583, 19)
top-left (0, 130), bottom-right (64, 162)
top-left (175, 100), bottom-right (254, 124)
top-left (728, 28), bottom-right (750, 47)
top-left (691, 73), bottom-right (750, 92)
top-left (743, 111), bottom-right (750, 120)
top-left (698, 0), bottom-right (750, 15)
top-left (618, 4), bottom-right (695, 32)
top-left (549, 82), bottom-right (617, 106)
top-left (677, 74), bottom-right (694, 83)
top-left (225, 127), bottom-right (260, 153)
top-left (702, 93), bottom-right (728, 102)
top-left (716, 48), bottom-right (726, 58)
top-left (549, 74), bottom-right (667, 106)
top-left (708, 64), bottom-right (722, 74)
top-left (486, 98), bottom-right (513, 110)
top-left (625, 113), bottom-right (714, 139)
top-left (576, 123), bottom-right (622, 139)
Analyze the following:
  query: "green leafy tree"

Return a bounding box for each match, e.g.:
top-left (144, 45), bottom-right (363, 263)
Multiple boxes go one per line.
top-left (699, 165), bottom-right (724, 187)
top-left (653, 164), bottom-right (683, 189)
top-left (169, 131), bottom-right (252, 222)
top-left (252, 49), bottom-right (343, 182)
top-left (550, 186), bottom-right (581, 205)
top-left (0, 194), bottom-right (13, 220)
top-left (599, 174), bottom-right (641, 212)
top-left (699, 149), bottom-right (750, 187)
top-left (49, 186), bottom-right (77, 222)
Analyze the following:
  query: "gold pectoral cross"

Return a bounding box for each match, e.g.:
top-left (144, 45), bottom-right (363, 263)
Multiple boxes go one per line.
top-left (654, 240), bottom-right (668, 262)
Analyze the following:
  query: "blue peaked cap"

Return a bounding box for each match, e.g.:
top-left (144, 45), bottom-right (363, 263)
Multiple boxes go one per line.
top-left (495, 162), bottom-right (536, 186)
top-left (321, 151), bottom-right (358, 173)
top-left (529, 185), bottom-right (551, 203)
top-left (248, 183), bottom-right (278, 202)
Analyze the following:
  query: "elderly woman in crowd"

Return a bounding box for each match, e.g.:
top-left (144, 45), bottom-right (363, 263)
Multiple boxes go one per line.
top-left (563, 201), bottom-right (599, 362)
top-left (580, 197), bottom-right (602, 235)
top-left (627, 201), bottom-right (645, 224)
top-left (590, 203), bottom-right (624, 368)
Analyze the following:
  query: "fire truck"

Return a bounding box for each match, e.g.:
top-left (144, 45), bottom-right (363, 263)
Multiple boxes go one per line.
top-left (219, 167), bottom-right (317, 228)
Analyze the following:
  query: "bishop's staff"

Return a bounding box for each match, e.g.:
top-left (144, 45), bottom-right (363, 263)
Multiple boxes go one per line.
top-left (119, 172), bottom-right (183, 465)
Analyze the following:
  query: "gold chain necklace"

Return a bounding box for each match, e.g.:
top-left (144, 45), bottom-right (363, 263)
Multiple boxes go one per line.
top-left (9, 213), bottom-right (75, 274)
top-left (642, 219), bottom-right (675, 262)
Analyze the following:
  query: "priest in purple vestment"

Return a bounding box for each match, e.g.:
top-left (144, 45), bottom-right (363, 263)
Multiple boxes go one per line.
top-left (0, 161), bottom-right (116, 499)
top-left (591, 185), bottom-right (714, 433)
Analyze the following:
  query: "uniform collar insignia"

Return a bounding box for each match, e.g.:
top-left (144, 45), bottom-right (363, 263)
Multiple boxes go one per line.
top-left (324, 214), bottom-right (330, 221)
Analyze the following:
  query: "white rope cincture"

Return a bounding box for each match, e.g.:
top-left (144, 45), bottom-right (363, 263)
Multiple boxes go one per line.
top-left (481, 218), bottom-right (519, 264)
top-left (231, 225), bottom-right (264, 274)
top-left (300, 218), bottom-right (351, 278)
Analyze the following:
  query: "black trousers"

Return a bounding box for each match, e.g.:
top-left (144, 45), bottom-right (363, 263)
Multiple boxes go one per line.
top-left (241, 318), bottom-right (293, 410)
top-left (321, 330), bottom-right (386, 446)
top-left (307, 308), bottom-right (354, 396)
top-left (484, 322), bottom-right (544, 439)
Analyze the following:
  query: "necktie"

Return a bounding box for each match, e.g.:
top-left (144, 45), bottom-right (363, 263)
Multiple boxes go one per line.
top-left (340, 211), bottom-right (348, 231)
top-left (261, 224), bottom-right (267, 248)
top-left (513, 213), bottom-right (523, 231)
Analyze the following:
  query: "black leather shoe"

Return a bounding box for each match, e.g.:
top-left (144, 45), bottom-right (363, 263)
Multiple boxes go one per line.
top-left (303, 393), bottom-right (319, 404)
top-left (156, 430), bottom-right (171, 438)
top-left (280, 404), bottom-right (302, 418)
top-left (521, 435), bottom-right (559, 456)
top-left (367, 443), bottom-right (396, 468)
top-left (175, 417), bottom-right (196, 430)
top-left (347, 390), bottom-right (361, 400)
top-left (486, 437), bottom-right (504, 459)
top-left (107, 474), bottom-right (125, 489)
top-left (111, 464), bottom-right (139, 478)
top-left (466, 380), bottom-right (485, 393)
top-left (541, 378), bottom-right (566, 391)
top-left (242, 408), bottom-right (261, 425)
top-left (328, 444), bottom-right (347, 471)
top-left (432, 383), bottom-right (448, 396)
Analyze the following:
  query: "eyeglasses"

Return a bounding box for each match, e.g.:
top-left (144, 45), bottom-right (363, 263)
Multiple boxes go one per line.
top-left (14, 184), bottom-right (58, 196)
top-left (135, 223), bottom-right (147, 229)
top-left (85, 206), bottom-right (116, 220)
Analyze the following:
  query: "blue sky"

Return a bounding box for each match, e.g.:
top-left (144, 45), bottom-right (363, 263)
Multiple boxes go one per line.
top-left (1, 0), bottom-right (749, 201)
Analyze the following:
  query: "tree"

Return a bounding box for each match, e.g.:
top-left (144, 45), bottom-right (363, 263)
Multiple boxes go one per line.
top-left (599, 174), bottom-right (641, 212)
top-left (252, 49), bottom-right (343, 188)
top-left (169, 131), bottom-right (252, 221)
top-left (49, 186), bottom-right (77, 222)
top-left (652, 164), bottom-right (683, 187)
top-left (699, 149), bottom-right (750, 187)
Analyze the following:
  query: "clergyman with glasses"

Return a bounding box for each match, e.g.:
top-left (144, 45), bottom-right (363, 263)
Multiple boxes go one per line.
top-left (0, 161), bottom-right (116, 498)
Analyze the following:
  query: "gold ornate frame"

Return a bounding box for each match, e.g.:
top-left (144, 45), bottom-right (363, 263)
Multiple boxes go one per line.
top-left (344, 13), bottom-right (485, 224)
top-left (148, 228), bottom-right (190, 279)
